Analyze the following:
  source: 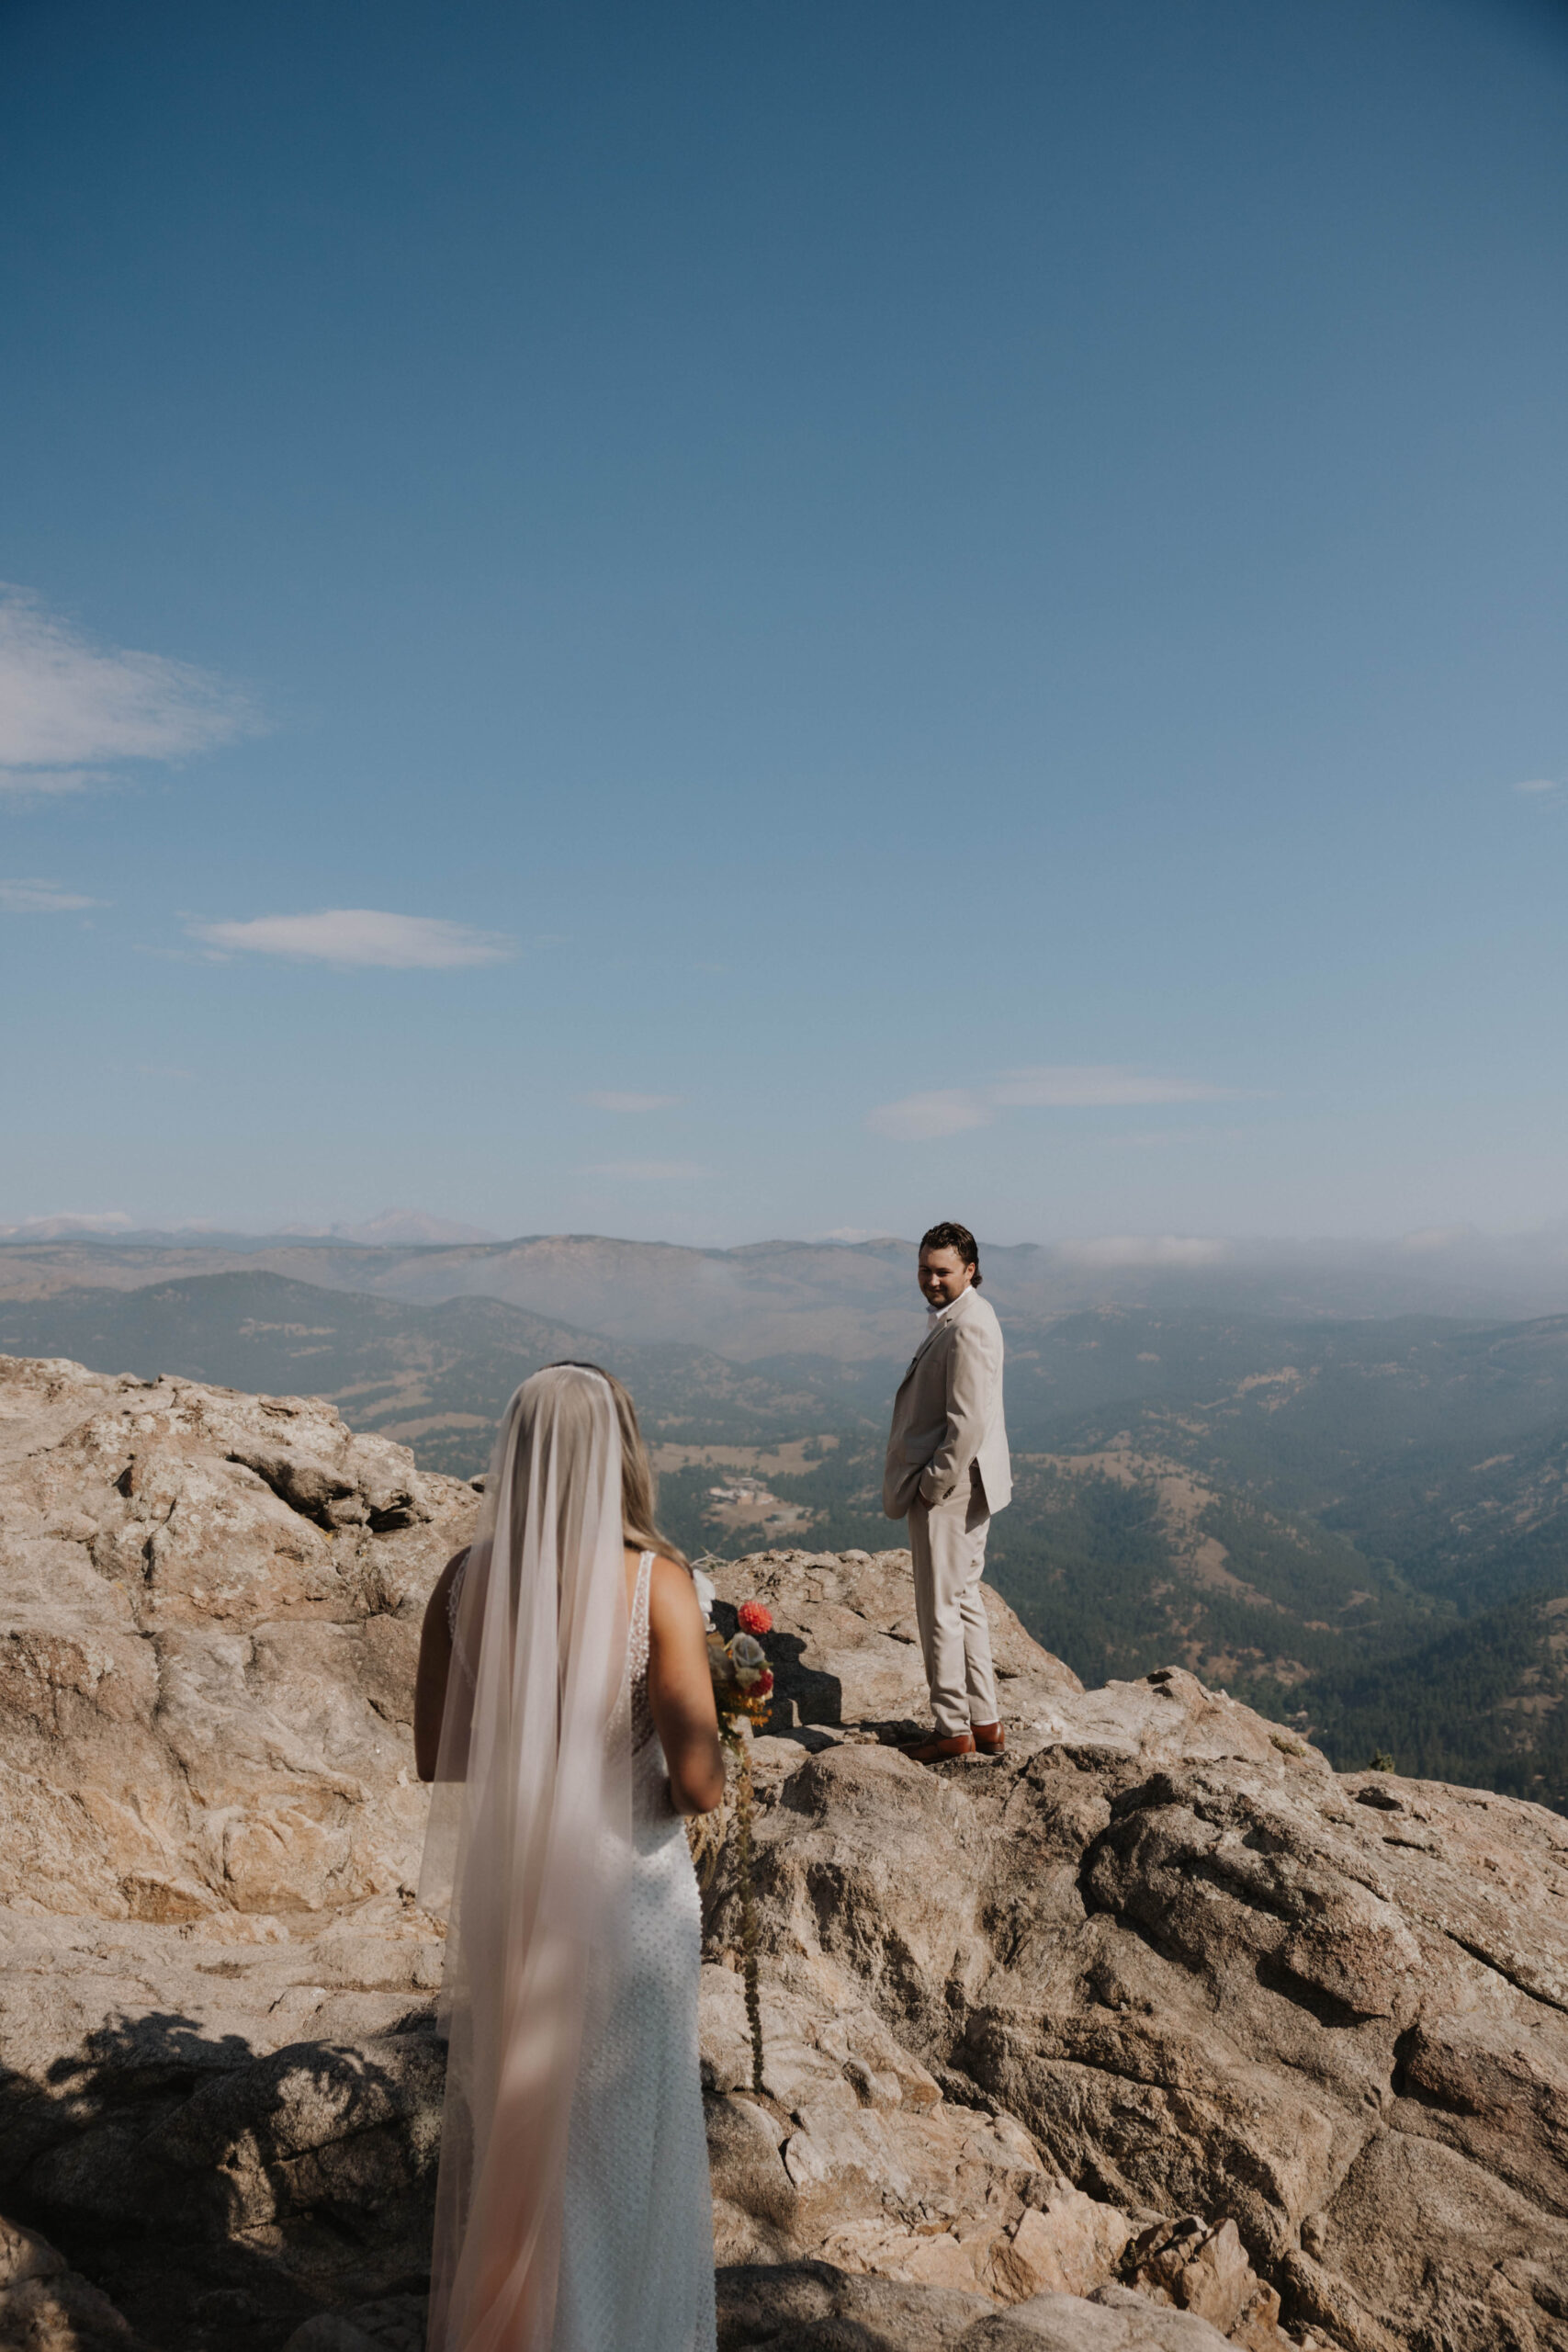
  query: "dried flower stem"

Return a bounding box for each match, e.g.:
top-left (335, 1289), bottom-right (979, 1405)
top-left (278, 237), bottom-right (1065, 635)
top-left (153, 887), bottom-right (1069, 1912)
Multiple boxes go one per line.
top-left (732, 1740), bottom-right (765, 2095)
top-left (707, 1610), bottom-right (773, 2096)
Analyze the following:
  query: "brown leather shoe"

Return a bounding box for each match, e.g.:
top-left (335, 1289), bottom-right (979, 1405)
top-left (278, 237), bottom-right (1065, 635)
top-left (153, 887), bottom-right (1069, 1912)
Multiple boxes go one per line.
top-left (904, 1731), bottom-right (976, 1763)
top-left (972, 1720), bottom-right (1005, 1756)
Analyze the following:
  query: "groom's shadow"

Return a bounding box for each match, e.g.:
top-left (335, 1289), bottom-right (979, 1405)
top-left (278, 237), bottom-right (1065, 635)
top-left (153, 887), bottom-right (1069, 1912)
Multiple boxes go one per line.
top-left (708, 1600), bottom-right (841, 1735)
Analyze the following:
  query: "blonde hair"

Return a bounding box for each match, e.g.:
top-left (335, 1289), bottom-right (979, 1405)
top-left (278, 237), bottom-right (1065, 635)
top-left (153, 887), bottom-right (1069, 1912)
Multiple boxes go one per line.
top-left (550, 1362), bottom-right (690, 1570)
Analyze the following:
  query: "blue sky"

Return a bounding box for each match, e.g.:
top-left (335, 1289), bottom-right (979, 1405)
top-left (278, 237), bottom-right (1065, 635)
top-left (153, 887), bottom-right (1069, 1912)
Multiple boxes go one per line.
top-left (3, 0), bottom-right (1566, 1247)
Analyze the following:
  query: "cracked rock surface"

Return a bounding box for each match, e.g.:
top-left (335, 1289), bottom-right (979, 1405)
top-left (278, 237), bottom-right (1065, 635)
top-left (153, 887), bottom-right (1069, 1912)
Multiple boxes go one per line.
top-left (4, 1356), bottom-right (1566, 2352)
top-left (0, 1354), bottom-right (476, 1924)
top-left (0, 1355), bottom-right (473, 2350)
top-left (702, 1549), bottom-right (1568, 2352)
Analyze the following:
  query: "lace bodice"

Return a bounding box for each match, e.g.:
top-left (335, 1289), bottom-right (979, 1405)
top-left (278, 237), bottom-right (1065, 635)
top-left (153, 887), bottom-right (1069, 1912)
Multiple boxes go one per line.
top-left (446, 1549), bottom-right (469, 1640)
top-left (628, 1548), bottom-right (656, 1753)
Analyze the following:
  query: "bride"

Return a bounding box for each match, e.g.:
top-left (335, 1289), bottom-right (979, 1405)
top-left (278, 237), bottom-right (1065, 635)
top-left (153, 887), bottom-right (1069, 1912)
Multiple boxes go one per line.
top-left (414, 1362), bottom-right (725, 2352)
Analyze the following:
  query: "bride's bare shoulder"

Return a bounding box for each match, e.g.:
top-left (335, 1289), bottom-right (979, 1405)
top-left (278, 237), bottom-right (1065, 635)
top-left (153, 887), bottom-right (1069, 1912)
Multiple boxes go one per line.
top-left (648, 1553), bottom-right (704, 1627)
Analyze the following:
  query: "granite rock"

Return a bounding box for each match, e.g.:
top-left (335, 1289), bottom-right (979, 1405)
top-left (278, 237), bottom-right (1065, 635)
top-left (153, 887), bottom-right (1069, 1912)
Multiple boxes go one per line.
top-left (0, 2214), bottom-right (138, 2352)
top-left (714, 2262), bottom-right (1239, 2349)
top-left (0, 1354), bottom-right (476, 1924)
top-left (704, 1550), bottom-right (1568, 2352)
top-left (7, 1357), bottom-right (1567, 2352)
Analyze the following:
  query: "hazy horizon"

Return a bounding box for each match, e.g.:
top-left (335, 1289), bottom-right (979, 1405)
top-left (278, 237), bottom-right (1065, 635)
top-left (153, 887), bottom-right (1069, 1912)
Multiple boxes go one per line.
top-left (6, 1205), bottom-right (1568, 1252)
top-left (6, 1205), bottom-right (1568, 1331)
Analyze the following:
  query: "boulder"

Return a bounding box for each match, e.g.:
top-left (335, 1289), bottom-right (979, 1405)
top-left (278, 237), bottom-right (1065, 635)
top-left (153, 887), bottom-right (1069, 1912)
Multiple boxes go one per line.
top-left (0, 1355), bottom-right (476, 1924)
top-left (704, 1552), bottom-right (1568, 2352)
top-left (6, 1355), bottom-right (1568, 2352)
top-left (715, 2263), bottom-right (1239, 2348)
top-left (0, 1356), bottom-right (471, 2351)
top-left (0, 2214), bottom-right (138, 2352)
top-left (702, 1961), bottom-right (1115, 2299)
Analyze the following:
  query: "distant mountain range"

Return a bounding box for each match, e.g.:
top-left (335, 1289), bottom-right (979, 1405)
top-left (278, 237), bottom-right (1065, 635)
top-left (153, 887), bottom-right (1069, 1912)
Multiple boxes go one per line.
top-left (0, 1207), bottom-right (498, 1247)
top-left (4, 1229), bottom-right (1568, 1808)
top-left (6, 1220), bottom-right (1568, 1336)
top-left (0, 1271), bottom-right (852, 1469)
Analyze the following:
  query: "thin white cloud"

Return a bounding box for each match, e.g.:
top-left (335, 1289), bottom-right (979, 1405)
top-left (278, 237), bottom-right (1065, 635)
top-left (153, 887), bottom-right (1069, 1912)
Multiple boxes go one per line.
top-left (581, 1091), bottom-right (681, 1114)
top-left (0, 1210), bottom-right (135, 1238)
top-left (188, 909), bottom-right (516, 968)
top-left (1514, 777), bottom-right (1561, 797)
top-left (0, 586), bottom-right (254, 789)
top-left (0, 769), bottom-right (107, 799)
top-left (868, 1064), bottom-right (1234, 1141)
top-left (584, 1159), bottom-right (707, 1181)
top-left (0, 877), bottom-right (104, 913)
top-left (1059, 1235), bottom-right (1229, 1268)
top-left (868, 1090), bottom-right (990, 1142)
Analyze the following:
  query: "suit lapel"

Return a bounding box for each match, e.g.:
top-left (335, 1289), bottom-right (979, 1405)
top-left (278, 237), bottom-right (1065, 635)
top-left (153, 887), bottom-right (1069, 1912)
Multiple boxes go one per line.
top-left (903, 1292), bottom-right (965, 1377)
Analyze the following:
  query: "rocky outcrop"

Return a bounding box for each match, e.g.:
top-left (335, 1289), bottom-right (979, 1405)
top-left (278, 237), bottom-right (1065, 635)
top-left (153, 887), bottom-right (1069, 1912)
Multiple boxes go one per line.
top-left (5, 1354), bottom-right (1568, 2351)
top-left (0, 1905), bottom-right (447, 2350)
top-left (703, 1553), bottom-right (1568, 2352)
top-left (0, 1356), bottom-right (473, 2351)
top-left (0, 1355), bottom-right (476, 1924)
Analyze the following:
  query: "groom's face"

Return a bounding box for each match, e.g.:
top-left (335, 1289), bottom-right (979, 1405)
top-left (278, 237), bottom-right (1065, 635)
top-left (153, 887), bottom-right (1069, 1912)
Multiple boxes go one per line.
top-left (919, 1246), bottom-right (974, 1306)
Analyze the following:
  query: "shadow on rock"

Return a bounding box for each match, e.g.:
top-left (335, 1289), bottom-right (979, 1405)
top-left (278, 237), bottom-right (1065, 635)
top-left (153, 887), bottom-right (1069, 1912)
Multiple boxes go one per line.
top-left (1, 2007), bottom-right (444, 2352)
top-left (709, 1599), bottom-right (848, 1736)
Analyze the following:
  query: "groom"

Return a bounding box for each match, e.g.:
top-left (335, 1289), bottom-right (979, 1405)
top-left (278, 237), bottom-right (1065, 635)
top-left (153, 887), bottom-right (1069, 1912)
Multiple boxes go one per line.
top-left (882, 1221), bottom-right (1012, 1764)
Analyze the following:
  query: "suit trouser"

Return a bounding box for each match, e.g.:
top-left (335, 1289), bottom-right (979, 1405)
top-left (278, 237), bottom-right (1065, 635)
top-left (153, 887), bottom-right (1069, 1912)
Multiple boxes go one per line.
top-left (908, 1472), bottom-right (998, 1739)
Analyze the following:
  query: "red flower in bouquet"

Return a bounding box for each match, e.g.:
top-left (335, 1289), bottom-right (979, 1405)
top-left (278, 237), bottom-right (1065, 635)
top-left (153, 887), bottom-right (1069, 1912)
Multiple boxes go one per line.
top-left (736, 1600), bottom-right (773, 1635)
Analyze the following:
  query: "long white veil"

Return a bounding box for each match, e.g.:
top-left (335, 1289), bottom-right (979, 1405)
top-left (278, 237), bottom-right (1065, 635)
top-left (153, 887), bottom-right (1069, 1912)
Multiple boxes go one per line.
top-left (420, 1364), bottom-right (631, 2352)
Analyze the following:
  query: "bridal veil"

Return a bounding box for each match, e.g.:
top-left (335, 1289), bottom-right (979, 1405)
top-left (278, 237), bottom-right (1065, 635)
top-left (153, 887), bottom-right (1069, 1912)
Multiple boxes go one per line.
top-left (420, 1365), bottom-right (632, 2352)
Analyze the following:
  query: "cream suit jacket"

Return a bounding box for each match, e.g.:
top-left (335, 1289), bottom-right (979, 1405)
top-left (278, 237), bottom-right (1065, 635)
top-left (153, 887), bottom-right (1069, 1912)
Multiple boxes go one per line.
top-left (882, 1283), bottom-right (1012, 1521)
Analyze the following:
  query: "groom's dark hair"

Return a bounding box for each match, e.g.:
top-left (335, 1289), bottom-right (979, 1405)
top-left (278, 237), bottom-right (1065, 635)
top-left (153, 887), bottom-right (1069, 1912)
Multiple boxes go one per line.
top-left (919, 1221), bottom-right (981, 1286)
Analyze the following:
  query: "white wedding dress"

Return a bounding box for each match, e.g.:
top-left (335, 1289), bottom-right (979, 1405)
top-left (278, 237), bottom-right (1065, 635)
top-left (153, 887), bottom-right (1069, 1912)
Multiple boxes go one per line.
top-left (551, 1550), bottom-right (716, 2351)
top-left (446, 1547), bottom-right (716, 2352)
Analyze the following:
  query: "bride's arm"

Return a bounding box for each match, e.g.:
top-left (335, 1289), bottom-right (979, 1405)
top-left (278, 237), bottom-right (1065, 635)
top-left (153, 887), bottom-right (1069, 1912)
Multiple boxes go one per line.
top-left (413, 1551), bottom-right (467, 1781)
top-left (647, 1555), bottom-right (727, 1815)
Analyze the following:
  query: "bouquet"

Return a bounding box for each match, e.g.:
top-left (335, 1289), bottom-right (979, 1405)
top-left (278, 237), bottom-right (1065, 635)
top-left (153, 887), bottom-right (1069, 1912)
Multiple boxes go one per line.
top-left (707, 1602), bottom-right (775, 1736)
top-left (702, 1596), bottom-right (774, 2094)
